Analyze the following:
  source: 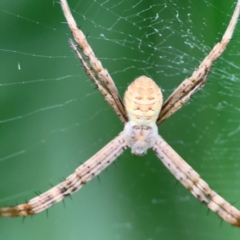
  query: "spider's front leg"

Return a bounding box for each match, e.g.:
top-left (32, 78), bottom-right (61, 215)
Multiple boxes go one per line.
top-left (153, 135), bottom-right (240, 227)
top-left (0, 133), bottom-right (128, 217)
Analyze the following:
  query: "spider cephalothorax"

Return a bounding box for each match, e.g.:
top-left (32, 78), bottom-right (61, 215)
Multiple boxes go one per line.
top-left (124, 122), bottom-right (158, 156)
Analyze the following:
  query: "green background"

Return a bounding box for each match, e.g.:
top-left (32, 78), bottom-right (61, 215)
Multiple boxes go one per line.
top-left (1, 0), bottom-right (240, 239)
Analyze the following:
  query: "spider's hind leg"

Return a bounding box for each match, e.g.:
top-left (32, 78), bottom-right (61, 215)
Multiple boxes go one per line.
top-left (157, 0), bottom-right (240, 124)
top-left (61, 0), bottom-right (128, 123)
top-left (69, 39), bottom-right (127, 124)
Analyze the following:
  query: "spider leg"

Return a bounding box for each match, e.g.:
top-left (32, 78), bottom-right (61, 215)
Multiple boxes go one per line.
top-left (159, 71), bottom-right (210, 123)
top-left (157, 0), bottom-right (240, 125)
top-left (153, 135), bottom-right (240, 227)
top-left (61, 0), bottom-right (127, 123)
top-left (0, 132), bottom-right (128, 217)
top-left (69, 39), bottom-right (127, 124)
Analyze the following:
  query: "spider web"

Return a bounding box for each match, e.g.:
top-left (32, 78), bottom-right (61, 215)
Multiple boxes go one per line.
top-left (0, 0), bottom-right (240, 239)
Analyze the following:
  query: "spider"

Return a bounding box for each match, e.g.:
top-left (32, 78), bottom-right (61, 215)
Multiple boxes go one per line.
top-left (0, 0), bottom-right (240, 227)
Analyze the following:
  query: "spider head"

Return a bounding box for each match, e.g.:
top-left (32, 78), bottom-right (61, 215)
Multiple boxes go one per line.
top-left (124, 122), bottom-right (158, 156)
top-left (124, 76), bottom-right (163, 126)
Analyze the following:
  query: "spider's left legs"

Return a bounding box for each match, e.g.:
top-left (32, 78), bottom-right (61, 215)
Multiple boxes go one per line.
top-left (60, 0), bottom-right (127, 123)
top-left (0, 131), bottom-right (128, 217)
top-left (69, 39), bottom-right (127, 124)
top-left (153, 135), bottom-right (240, 227)
top-left (157, 0), bottom-right (240, 124)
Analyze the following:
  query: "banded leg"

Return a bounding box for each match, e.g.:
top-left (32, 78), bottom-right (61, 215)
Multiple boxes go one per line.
top-left (157, 0), bottom-right (240, 125)
top-left (69, 39), bottom-right (127, 124)
top-left (61, 0), bottom-right (127, 123)
top-left (153, 135), bottom-right (240, 227)
top-left (0, 132), bottom-right (128, 217)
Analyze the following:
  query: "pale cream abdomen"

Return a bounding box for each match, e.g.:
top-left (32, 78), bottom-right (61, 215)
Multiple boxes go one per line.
top-left (124, 76), bottom-right (163, 126)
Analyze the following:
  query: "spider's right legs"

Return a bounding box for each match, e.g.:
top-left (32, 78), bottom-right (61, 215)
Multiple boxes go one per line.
top-left (157, 0), bottom-right (240, 124)
top-left (153, 135), bottom-right (240, 227)
top-left (61, 0), bottom-right (127, 123)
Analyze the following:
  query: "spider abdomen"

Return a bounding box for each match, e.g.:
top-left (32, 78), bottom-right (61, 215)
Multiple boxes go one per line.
top-left (124, 76), bottom-right (163, 125)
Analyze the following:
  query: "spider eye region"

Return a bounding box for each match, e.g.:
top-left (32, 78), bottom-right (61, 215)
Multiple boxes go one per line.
top-left (124, 76), bottom-right (163, 126)
top-left (124, 122), bottom-right (158, 156)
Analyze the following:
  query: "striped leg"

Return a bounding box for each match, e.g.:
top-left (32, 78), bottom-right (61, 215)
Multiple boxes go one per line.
top-left (153, 135), bottom-right (240, 227)
top-left (0, 132), bottom-right (128, 217)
